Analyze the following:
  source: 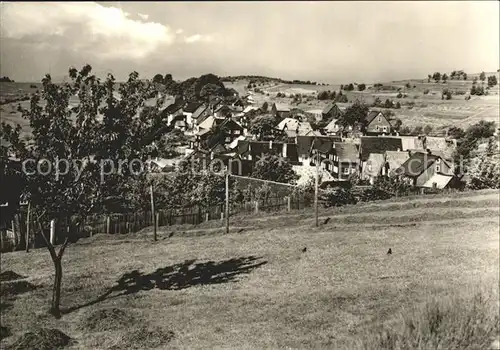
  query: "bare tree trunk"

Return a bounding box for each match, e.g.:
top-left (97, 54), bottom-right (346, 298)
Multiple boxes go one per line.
top-left (25, 202), bottom-right (31, 253)
top-left (36, 213), bottom-right (69, 319)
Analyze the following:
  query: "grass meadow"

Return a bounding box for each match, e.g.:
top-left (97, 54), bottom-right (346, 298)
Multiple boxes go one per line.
top-left (1, 190), bottom-right (498, 349)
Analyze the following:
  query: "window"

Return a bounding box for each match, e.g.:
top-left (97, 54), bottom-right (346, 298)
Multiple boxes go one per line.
top-left (378, 116), bottom-right (382, 122)
top-left (436, 158), bottom-right (441, 164)
top-left (383, 126), bottom-right (387, 132)
top-left (234, 130), bottom-right (240, 135)
top-left (436, 165), bottom-right (441, 173)
top-left (432, 182), bottom-right (437, 189)
top-left (343, 167), bottom-right (350, 174)
top-left (367, 164), bottom-right (372, 171)
top-left (376, 125), bottom-right (380, 131)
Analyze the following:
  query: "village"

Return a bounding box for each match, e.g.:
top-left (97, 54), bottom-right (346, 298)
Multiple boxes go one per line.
top-left (146, 84), bottom-right (462, 191)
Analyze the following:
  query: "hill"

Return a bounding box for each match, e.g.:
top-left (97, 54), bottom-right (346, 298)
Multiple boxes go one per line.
top-left (1, 190), bottom-right (498, 349)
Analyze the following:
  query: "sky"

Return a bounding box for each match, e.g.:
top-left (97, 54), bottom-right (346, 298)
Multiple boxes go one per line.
top-left (1, 1), bottom-right (499, 83)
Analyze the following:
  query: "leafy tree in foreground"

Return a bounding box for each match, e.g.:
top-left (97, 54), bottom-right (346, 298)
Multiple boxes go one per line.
top-left (337, 100), bottom-right (369, 130)
top-left (0, 65), bottom-right (165, 318)
top-left (252, 154), bottom-right (298, 184)
top-left (249, 115), bottom-right (277, 140)
top-left (479, 71), bottom-right (486, 82)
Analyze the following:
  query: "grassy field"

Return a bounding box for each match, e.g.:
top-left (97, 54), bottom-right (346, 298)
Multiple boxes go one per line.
top-left (225, 74), bottom-right (500, 132)
top-left (1, 190), bottom-right (498, 349)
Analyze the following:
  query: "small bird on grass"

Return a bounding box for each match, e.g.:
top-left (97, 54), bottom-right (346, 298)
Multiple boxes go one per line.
top-left (387, 248), bottom-right (392, 255)
top-left (302, 247), bottom-right (307, 253)
top-left (323, 217), bottom-right (331, 225)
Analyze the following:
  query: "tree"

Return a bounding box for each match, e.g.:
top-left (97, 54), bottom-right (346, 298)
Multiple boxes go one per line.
top-left (463, 73), bottom-right (467, 80)
top-left (347, 83), bottom-right (355, 91)
top-left (338, 100), bottom-right (369, 129)
top-left (152, 74), bottom-right (164, 84)
top-left (393, 118), bottom-right (403, 132)
top-left (358, 83), bottom-right (366, 91)
top-left (200, 83), bottom-right (223, 101)
top-left (442, 74), bottom-right (448, 83)
top-left (395, 101), bottom-right (401, 109)
top-left (397, 92), bottom-right (403, 98)
top-left (384, 99), bottom-right (393, 108)
top-left (252, 154), bottom-right (298, 184)
top-left (432, 72), bottom-right (441, 82)
top-left (0, 65), bottom-right (165, 318)
top-left (373, 97), bottom-right (382, 107)
top-left (423, 125), bottom-right (433, 135)
top-left (447, 126), bottom-right (465, 139)
top-left (261, 101), bottom-right (269, 113)
top-left (405, 82), bottom-right (411, 89)
top-left (249, 115), bottom-right (277, 140)
top-left (331, 90), bottom-right (337, 100)
top-left (487, 75), bottom-right (498, 87)
top-left (479, 71), bottom-right (486, 82)
top-left (317, 91), bottom-right (329, 100)
top-left (427, 74), bottom-right (432, 83)
top-left (412, 125), bottom-right (423, 135)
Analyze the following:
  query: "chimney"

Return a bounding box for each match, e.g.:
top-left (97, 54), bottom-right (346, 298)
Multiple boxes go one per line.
top-left (282, 143), bottom-right (288, 158)
top-left (269, 140), bottom-right (273, 149)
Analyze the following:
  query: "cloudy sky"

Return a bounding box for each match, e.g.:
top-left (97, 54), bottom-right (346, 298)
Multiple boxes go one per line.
top-left (1, 1), bottom-right (498, 83)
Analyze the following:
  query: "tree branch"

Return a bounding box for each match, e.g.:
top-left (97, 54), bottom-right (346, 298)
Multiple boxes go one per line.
top-left (57, 237), bottom-right (70, 260)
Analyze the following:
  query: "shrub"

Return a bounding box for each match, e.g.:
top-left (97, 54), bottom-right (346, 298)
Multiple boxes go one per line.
top-left (397, 92), bottom-right (403, 98)
top-left (357, 187), bottom-right (392, 202)
top-left (319, 187), bottom-right (357, 207)
top-left (423, 89), bottom-right (430, 95)
top-left (10, 328), bottom-right (74, 350)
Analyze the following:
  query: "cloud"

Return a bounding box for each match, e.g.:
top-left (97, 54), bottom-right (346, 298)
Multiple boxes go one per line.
top-left (176, 29), bottom-right (184, 34)
top-left (184, 34), bottom-right (213, 44)
top-left (138, 13), bottom-right (149, 20)
top-left (0, 2), bottom-right (175, 60)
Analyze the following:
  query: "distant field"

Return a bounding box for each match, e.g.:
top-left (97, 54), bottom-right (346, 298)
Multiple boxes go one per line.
top-left (2, 73), bottom-right (499, 137)
top-left (1, 190), bottom-right (498, 349)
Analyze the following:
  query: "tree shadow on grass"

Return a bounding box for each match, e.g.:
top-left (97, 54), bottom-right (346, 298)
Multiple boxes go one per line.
top-left (63, 255), bottom-right (266, 315)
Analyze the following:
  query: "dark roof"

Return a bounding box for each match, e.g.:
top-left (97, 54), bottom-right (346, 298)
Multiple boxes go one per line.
top-left (184, 101), bottom-right (203, 113)
top-left (395, 152), bottom-right (439, 177)
top-left (191, 104), bottom-right (209, 120)
top-left (219, 118), bottom-right (243, 131)
top-left (296, 136), bottom-right (341, 156)
top-left (364, 110), bottom-right (385, 124)
top-left (236, 141), bottom-right (298, 163)
top-left (360, 136), bottom-right (403, 161)
top-left (311, 138), bottom-right (334, 154)
top-left (334, 142), bottom-right (359, 162)
top-left (164, 102), bottom-right (183, 115)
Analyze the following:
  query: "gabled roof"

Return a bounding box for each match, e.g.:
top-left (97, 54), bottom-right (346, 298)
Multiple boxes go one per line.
top-left (385, 151), bottom-right (411, 174)
top-left (311, 137), bottom-right (334, 154)
top-left (322, 102), bottom-right (340, 115)
top-left (334, 142), bottom-right (359, 163)
top-left (277, 118), bottom-right (312, 133)
top-left (243, 106), bottom-right (260, 114)
top-left (296, 136), bottom-right (341, 156)
top-left (364, 110), bottom-right (386, 124)
top-left (421, 173), bottom-right (453, 189)
top-left (324, 119), bottom-right (340, 133)
top-left (192, 105), bottom-right (209, 121)
top-left (394, 152), bottom-right (439, 177)
top-left (198, 116), bottom-right (225, 130)
top-left (236, 141), bottom-right (298, 163)
top-left (360, 136), bottom-right (403, 161)
top-left (184, 101), bottom-right (203, 113)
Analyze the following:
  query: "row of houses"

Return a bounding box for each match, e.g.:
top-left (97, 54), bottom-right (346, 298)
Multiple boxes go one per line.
top-left (144, 93), bottom-right (458, 189)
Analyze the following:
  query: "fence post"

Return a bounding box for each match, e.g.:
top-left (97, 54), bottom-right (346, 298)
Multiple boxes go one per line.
top-left (106, 216), bottom-right (110, 234)
top-left (287, 196), bottom-right (291, 212)
top-left (205, 212), bottom-right (209, 222)
top-left (156, 213), bottom-right (160, 231)
top-left (254, 201), bottom-right (259, 213)
top-left (50, 219), bottom-right (56, 245)
top-left (220, 212), bottom-right (224, 221)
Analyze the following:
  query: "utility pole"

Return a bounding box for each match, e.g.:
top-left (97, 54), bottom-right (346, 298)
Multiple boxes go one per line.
top-left (225, 167), bottom-right (230, 234)
top-left (314, 151), bottom-right (319, 227)
top-left (25, 202), bottom-right (31, 253)
top-left (150, 184), bottom-right (157, 242)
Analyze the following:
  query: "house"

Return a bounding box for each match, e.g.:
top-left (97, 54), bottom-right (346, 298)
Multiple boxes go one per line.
top-left (361, 153), bottom-right (385, 184)
top-left (305, 109), bottom-right (323, 122)
top-left (393, 151), bottom-right (454, 189)
top-left (191, 104), bottom-right (211, 131)
top-left (182, 101), bottom-right (203, 127)
top-left (272, 103), bottom-right (291, 119)
top-left (383, 150), bottom-right (411, 176)
top-left (322, 102), bottom-right (343, 121)
top-left (235, 140), bottom-right (299, 164)
top-left (214, 104), bottom-right (233, 118)
top-left (296, 136), bottom-right (341, 166)
top-left (146, 158), bottom-right (178, 173)
top-left (193, 116), bottom-right (244, 150)
top-left (362, 110), bottom-right (392, 135)
top-left (423, 136), bottom-right (457, 161)
top-left (276, 118), bottom-right (314, 138)
top-left (324, 118), bottom-right (341, 135)
top-left (330, 142), bottom-right (360, 181)
top-left (359, 136), bottom-right (403, 165)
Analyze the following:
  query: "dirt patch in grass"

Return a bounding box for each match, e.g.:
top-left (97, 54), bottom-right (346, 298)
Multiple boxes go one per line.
top-left (7, 328), bottom-right (74, 350)
top-left (111, 326), bottom-right (175, 349)
top-left (0, 280), bottom-right (39, 298)
top-left (0, 271), bottom-right (26, 282)
top-left (81, 307), bottom-right (137, 332)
